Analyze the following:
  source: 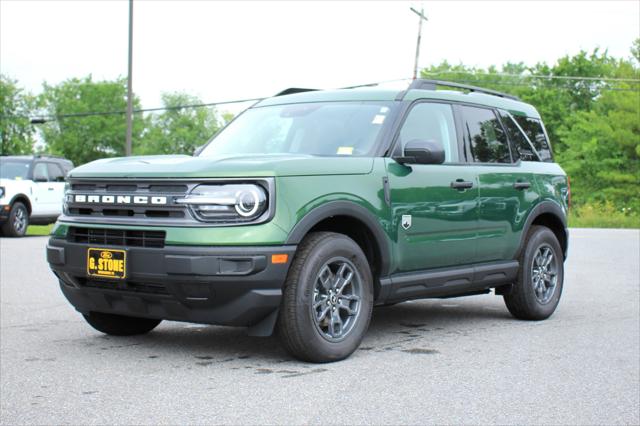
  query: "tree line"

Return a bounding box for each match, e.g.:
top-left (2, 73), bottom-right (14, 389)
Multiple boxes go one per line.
top-left (418, 40), bottom-right (639, 218)
top-left (0, 75), bottom-right (225, 165)
top-left (1, 39), bottom-right (638, 219)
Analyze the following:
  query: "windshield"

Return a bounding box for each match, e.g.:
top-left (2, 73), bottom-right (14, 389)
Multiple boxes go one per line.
top-left (0, 160), bottom-right (31, 180)
top-left (199, 101), bottom-right (394, 157)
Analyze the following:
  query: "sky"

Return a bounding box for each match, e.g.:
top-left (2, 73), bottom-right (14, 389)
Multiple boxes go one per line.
top-left (1, 0), bottom-right (639, 115)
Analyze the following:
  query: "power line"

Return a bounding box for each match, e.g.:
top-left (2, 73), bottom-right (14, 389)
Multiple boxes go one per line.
top-left (12, 97), bottom-right (267, 122)
top-left (5, 79), bottom-right (414, 122)
top-left (1, 75), bottom-right (637, 123)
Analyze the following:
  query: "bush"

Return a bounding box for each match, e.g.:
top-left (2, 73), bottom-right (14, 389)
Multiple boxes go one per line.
top-left (569, 202), bottom-right (639, 229)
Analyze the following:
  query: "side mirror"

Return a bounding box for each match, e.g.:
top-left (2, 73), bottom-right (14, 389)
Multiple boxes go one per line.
top-left (396, 139), bottom-right (445, 165)
top-left (33, 173), bottom-right (48, 182)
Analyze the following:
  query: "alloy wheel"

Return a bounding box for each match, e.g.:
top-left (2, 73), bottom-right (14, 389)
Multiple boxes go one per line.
top-left (531, 244), bottom-right (558, 304)
top-left (311, 257), bottom-right (363, 341)
top-left (13, 207), bottom-right (27, 234)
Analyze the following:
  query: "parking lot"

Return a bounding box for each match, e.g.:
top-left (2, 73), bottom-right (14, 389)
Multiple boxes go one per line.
top-left (0, 228), bottom-right (638, 425)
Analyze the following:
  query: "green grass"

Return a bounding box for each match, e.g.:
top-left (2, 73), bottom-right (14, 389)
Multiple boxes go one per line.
top-left (568, 203), bottom-right (639, 229)
top-left (26, 224), bottom-right (54, 236)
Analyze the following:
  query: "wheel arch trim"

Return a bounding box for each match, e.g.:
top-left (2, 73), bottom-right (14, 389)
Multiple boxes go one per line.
top-left (8, 194), bottom-right (32, 214)
top-left (285, 200), bottom-right (392, 277)
top-left (516, 200), bottom-right (568, 260)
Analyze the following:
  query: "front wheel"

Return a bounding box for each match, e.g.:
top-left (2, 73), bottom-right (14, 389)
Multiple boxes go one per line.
top-left (83, 312), bottom-right (162, 336)
top-left (504, 225), bottom-right (564, 320)
top-left (1, 202), bottom-right (29, 237)
top-left (277, 232), bottom-right (373, 363)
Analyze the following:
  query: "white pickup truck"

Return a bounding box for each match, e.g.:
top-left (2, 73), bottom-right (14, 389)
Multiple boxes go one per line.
top-left (0, 155), bottom-right (74, 237)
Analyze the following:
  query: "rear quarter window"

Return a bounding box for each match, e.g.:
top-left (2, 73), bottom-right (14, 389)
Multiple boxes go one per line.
top-left (499, 111), bottom-right (539, 162)
top-left (513, 116), bottom-right (553, 162)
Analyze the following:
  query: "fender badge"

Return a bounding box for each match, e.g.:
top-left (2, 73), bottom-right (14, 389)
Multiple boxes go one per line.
top-left (401, 215), bottom-right (412, 230)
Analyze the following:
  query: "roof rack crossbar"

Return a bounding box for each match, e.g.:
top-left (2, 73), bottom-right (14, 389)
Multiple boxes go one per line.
top-left (408, 79), bottom-right (520, 100)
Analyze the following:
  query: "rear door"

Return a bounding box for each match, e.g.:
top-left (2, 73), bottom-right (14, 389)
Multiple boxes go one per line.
top-left (459, 105), bottom-right (540, 263)
top-left (386, 102), bottom-right (479, 272)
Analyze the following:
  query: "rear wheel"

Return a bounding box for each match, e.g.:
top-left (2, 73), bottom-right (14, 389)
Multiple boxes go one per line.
top-left (1, 202), bottom-right (29, 237)
top-left (83, 312), bottom-right (162, 336)
top-left (277, 232), bottom-right (373, 363)
top-left (504, 225), bottom-right (564, 320)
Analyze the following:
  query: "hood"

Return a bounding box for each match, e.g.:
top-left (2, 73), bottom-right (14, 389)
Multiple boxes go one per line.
top-left (68, 154), bottom-right (375, 179)
top-left (0, 177), bottom-right (31, 186)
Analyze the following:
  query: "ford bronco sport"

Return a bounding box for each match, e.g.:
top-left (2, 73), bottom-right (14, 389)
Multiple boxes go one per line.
top-left (1, 155), bottom-right (73, 237)
top-left (46, 80), bottom-right (569, 362)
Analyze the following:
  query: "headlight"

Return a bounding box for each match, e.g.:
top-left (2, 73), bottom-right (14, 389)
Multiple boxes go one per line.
top-left (0, 186), bottom-right (5, 199)
top-left (62, 183), bottom-right (71, 213)
top-left (176, 184), bottom-right (268, 223)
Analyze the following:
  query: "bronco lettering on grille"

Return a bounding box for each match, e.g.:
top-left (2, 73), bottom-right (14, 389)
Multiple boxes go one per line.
top-left (73, 195), bottom-right (167, 205)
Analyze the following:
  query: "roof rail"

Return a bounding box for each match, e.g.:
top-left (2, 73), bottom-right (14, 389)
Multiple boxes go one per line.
top-left (407, 79), bottom-right (520, 100)
top-left (34, 153), bottom-right (67, 160)
top-left (275, 88), bottom-right (319, 97)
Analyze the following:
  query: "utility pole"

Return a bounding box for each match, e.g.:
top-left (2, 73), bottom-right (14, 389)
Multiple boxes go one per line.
top-left (125, 0), bottom-right (134, 156)
top-left (410, 6), bottom-right (428, 80)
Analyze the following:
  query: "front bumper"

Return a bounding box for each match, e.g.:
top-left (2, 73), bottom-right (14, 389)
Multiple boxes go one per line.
top-left (47, 237), bottom-right (296, 329)
top-left (0, 204), bottom-right (10, 224)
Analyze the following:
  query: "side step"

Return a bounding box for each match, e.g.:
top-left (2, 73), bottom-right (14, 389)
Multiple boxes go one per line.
top-left (378, 260), bottom-right (518, 304)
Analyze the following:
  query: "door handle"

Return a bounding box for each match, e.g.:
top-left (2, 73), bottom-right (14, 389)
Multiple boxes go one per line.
top-left (48, 187), bottom-right (55, 191)
top-left (451, 179), bottom-right (474, 190)
top-left (513, 181), bottom-right (531, 190)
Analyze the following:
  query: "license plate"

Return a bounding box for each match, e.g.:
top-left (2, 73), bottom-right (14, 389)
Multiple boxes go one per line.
top-left (87, 248), bottom-right (127, 279)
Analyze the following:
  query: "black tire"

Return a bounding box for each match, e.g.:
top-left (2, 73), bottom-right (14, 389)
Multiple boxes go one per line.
top-left (83, 312), bottom-right (162, 336)
top-left (504, 225), bottom-right (564, 320)
top-left (376, 301), bottom-right (400, 307)
top-left (277, 232), bottom-right (373, 363)
top-left (1, 202), bottom-right (29, 237)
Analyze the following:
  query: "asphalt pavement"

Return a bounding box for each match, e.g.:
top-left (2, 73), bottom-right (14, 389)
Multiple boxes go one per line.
top-left (1, 228), bottom-right (638, 425)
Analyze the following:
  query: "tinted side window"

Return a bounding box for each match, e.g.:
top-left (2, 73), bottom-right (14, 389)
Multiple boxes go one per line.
top-left (397, 103), bottom-right (458, 162)
top-left (47, 163), bottom-right (66, 182)
top-left (462, 106), bottom-right (511, 163)
top-left (498, 111), bottom-right (539, 161)
top-left (32, 163), bottom-right (49, 181)
top-left (61, 161), bottom-right (74, 174)
top-left (513, 116), bottom-right (553, 162)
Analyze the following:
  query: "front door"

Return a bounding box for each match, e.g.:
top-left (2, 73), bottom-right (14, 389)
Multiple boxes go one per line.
top-left (387, 102), bottom-right (479, 273)
top-left (46, 162), bottom-right (67, 216)
top-left (31, 162), bottom-right (58, 216)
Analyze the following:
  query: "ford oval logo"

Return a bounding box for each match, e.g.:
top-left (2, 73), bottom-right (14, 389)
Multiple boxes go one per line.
top-left (100, 251), bottom-right (113, 259)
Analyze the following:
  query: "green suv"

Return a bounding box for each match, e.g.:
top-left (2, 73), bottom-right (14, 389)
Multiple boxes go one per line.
top-left (46, 80), bottom-right (569, 362)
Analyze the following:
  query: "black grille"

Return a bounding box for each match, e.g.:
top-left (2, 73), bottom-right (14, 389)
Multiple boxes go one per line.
top-left (66, 180), bottom-right (190, 223)
top-left (81, 278), bottom-right (170, 295)
top-left (68, 227), bottom-right (166, 248)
